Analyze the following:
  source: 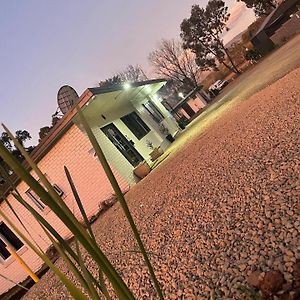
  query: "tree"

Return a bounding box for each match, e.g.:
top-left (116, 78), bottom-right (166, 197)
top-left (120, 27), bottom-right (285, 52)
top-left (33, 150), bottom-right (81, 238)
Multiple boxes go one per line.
top-left (99, 65), bottom-right (148, 87)
top-left (237, 0), bottom-right (276, 17)
top-left (99, 75), bottom-right (122, 87)
top-left (15, 130), bottom-right (31, 147)
top-left (180, 0), bottom-right (241, 74)
top-left (0, 129), bottom-right (33, 184)
top-left (0, 130), bottom-right (32, 161)
top-left (118, 65), bottom-right (148, 82)
top-left (38, 126), bottom-right (51, 143)
top-left (149, 39), bottom-right (202, 91)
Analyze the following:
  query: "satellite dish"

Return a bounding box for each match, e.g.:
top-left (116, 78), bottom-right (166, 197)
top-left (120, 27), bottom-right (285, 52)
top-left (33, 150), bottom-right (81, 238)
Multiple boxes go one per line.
top-left (57, 85), bottom-right (79, 114)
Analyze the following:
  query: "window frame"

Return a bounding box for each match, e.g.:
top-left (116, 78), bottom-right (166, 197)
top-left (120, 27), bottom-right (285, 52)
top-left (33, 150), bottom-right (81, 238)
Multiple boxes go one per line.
top-left (53, 184), bottom-right (64, 197)
top-left (0, 222), bottom-right (24, 261)
top-left (25, 180), bottom-right (65, 212)
top-left (121, 111), bottom-right (150, 140)
top-left (25, 188), bottom-right (46, 211)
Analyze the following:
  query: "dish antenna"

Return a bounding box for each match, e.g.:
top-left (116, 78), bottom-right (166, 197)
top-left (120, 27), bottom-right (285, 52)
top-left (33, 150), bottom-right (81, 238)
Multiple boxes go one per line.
top-left (57, 85), bottom-right (79, 114)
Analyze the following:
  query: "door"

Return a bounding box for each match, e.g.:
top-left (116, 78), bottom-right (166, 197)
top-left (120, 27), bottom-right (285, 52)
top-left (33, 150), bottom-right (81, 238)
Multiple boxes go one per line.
top-left (182, 103), bottom-right (196, 118)
top-left (101, 123), bottom-right (144, 167)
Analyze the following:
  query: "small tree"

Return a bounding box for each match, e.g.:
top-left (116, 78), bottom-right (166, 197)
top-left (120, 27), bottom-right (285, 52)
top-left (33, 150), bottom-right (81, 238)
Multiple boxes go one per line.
top-left (237, 0), bottom-right (276, 17)
top-left (180, 0), bottom-right (240, 74)
top-left (0, 129), bottom-right (33, 181)
top-left (38, 126), bottom-right (51, 143)
top-left (149, 39), bottom-right (202, 91)
top-left (1, 130), bottom-right (31, 151)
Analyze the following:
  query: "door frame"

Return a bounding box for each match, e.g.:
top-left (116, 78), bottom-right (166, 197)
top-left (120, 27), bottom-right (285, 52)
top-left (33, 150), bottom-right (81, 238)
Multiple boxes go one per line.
top-left (101, 123), bottom-right (144, 167)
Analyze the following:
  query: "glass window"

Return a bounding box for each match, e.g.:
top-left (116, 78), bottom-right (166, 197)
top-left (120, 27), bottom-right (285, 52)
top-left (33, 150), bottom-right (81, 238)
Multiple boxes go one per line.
top-left (121, 112), bottom-right (150, 140)
top-left (25, 183), bottom-right (64, 211)
top-left (143, 101), bottom-right (164, 123)
top-left (0, 239), bottom-right (10, 260)
top-left (0, 222), bottom-right (24, 260)
top-left (26, 188), bottom-right (45, 211)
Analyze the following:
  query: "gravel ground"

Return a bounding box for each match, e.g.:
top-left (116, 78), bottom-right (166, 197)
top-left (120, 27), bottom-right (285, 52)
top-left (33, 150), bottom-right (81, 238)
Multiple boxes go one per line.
top-left (22, 68), bottom-right (300, 299)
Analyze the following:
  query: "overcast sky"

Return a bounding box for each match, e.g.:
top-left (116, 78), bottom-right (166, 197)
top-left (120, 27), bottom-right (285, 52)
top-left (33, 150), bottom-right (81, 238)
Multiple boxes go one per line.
top-left (0, 0), bottom-right (255, 144)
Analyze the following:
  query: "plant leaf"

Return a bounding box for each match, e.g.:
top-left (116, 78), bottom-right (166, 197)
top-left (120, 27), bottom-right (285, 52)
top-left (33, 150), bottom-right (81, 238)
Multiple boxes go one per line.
top-left (76, 104), bottom-right (164, 299)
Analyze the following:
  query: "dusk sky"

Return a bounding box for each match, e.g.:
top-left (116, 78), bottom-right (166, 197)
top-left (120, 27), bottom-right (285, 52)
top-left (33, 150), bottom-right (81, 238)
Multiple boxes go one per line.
top-left (0, 0), bottom-right (255, 144)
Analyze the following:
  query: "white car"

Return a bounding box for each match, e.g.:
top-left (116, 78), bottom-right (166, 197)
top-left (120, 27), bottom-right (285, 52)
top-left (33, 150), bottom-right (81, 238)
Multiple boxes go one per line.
top-left (209, 80), bottom-right (229, 93)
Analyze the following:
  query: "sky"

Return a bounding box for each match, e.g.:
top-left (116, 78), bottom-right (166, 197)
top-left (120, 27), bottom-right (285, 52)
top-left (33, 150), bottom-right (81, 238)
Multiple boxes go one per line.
top-left (0, 0), bottom-right (255, 144)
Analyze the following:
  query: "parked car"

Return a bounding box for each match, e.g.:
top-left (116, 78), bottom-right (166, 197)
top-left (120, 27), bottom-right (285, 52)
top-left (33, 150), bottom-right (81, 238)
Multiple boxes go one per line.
top-left (208, 80), bottom-right (229, 95)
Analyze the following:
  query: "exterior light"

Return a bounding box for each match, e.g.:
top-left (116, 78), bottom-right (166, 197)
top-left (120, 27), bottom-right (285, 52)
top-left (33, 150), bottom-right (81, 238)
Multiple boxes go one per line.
top-left (123, 82), bottom-right (131, 90)
top-left (178, 92), bottom-right (184, 99)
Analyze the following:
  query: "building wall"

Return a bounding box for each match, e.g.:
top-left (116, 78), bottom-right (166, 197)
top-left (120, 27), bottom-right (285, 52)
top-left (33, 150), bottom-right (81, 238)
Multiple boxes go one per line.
top-left (0, 124), bottom-right (128, 295)
top-left (177, 95), bottom-right (207, 120)
top-left (187, 96), bottom-right (206, 113)
top-left (148, 96), bottom-right (179, 137)
top-left (252, 31), bottom-right (275, 55)
top-left (271, 14), bottom-right (300, 45)
top-left (178, 108), bottom-right (191, 120)
top-left (89, 97), bottom-right (180, 186)
top-left (92, 126), bottom-right (138, 186)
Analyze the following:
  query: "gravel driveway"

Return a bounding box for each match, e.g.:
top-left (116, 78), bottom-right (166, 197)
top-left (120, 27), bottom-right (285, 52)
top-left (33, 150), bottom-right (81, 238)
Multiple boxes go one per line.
top-left (23, 68), bottom-right (300, 299)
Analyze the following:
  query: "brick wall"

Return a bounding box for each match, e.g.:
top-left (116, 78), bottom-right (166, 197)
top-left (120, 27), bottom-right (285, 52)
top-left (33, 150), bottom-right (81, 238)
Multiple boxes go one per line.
top-left (0, 124), bottom-right (128, 294)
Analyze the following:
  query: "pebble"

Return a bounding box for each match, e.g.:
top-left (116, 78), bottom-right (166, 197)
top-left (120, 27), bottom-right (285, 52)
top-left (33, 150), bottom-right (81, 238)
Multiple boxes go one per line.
top-left (21, 63), bottom-right (300, 300)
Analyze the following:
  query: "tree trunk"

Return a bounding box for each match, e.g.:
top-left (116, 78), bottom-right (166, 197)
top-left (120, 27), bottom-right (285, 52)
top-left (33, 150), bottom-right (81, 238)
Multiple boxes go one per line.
top-left (268, 0), bottom-right (276, 8)
top-left (220, 60), bottom-right (238, 74)
top-left (222, 46), bottom-right (241, 75)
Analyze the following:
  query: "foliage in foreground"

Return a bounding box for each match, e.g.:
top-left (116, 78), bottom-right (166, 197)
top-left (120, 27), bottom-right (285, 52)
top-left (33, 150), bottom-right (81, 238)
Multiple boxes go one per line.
top-left (0, 106), bottom-right (164, 299)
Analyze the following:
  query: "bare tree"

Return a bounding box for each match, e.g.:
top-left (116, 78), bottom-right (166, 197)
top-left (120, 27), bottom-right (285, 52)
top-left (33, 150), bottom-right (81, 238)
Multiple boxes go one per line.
top-left (99, 65), bottom-right (148, 87)
top-left (149, 39), bottom-right (202, 90)
top-left (118, 65), bottom-right (148, 82)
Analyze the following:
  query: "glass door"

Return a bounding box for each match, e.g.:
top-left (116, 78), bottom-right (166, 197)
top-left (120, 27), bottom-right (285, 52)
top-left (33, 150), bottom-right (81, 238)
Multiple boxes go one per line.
top-left (101, 123), bottom-right (144, 167)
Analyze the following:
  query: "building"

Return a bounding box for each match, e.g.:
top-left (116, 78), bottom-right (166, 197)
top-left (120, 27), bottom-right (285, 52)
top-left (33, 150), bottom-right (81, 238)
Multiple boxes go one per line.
top-left (169, 87), bottom-right (208, 123)
top-left (0, 79), bottom-right (180, 295)
top-left (251, 0), bottom-right (300, 55)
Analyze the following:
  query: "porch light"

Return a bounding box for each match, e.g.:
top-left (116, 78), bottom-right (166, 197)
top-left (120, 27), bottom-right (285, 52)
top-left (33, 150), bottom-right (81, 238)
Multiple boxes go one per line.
top-left (178, 92), bottom-right (184, 99)
top-left (123, 82), bottom-right (131, 90)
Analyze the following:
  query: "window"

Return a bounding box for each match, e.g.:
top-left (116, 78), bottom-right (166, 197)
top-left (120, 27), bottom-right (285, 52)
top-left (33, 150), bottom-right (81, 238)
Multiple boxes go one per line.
top-left (121, 112), bottom-right (150, 140)
top-left (53, 184), bottom-right (64, 197)
top-left (26, 188), bottom-right (46, 211)
top-left (0, 239), bottom-right (10, 260)
top-left (0, 222), bottom-right (24, 260)
top-left (143, 101), bottom-right (164, 123)
top-left (25, 183), bottom-right (64, 211)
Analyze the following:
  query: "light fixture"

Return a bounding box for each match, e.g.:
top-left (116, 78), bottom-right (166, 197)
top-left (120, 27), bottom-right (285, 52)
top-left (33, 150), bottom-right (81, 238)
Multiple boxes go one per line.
top-left (178, 92), bottom-right (184, 99)
top-left (123, 82), bottom-right (131, 90)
